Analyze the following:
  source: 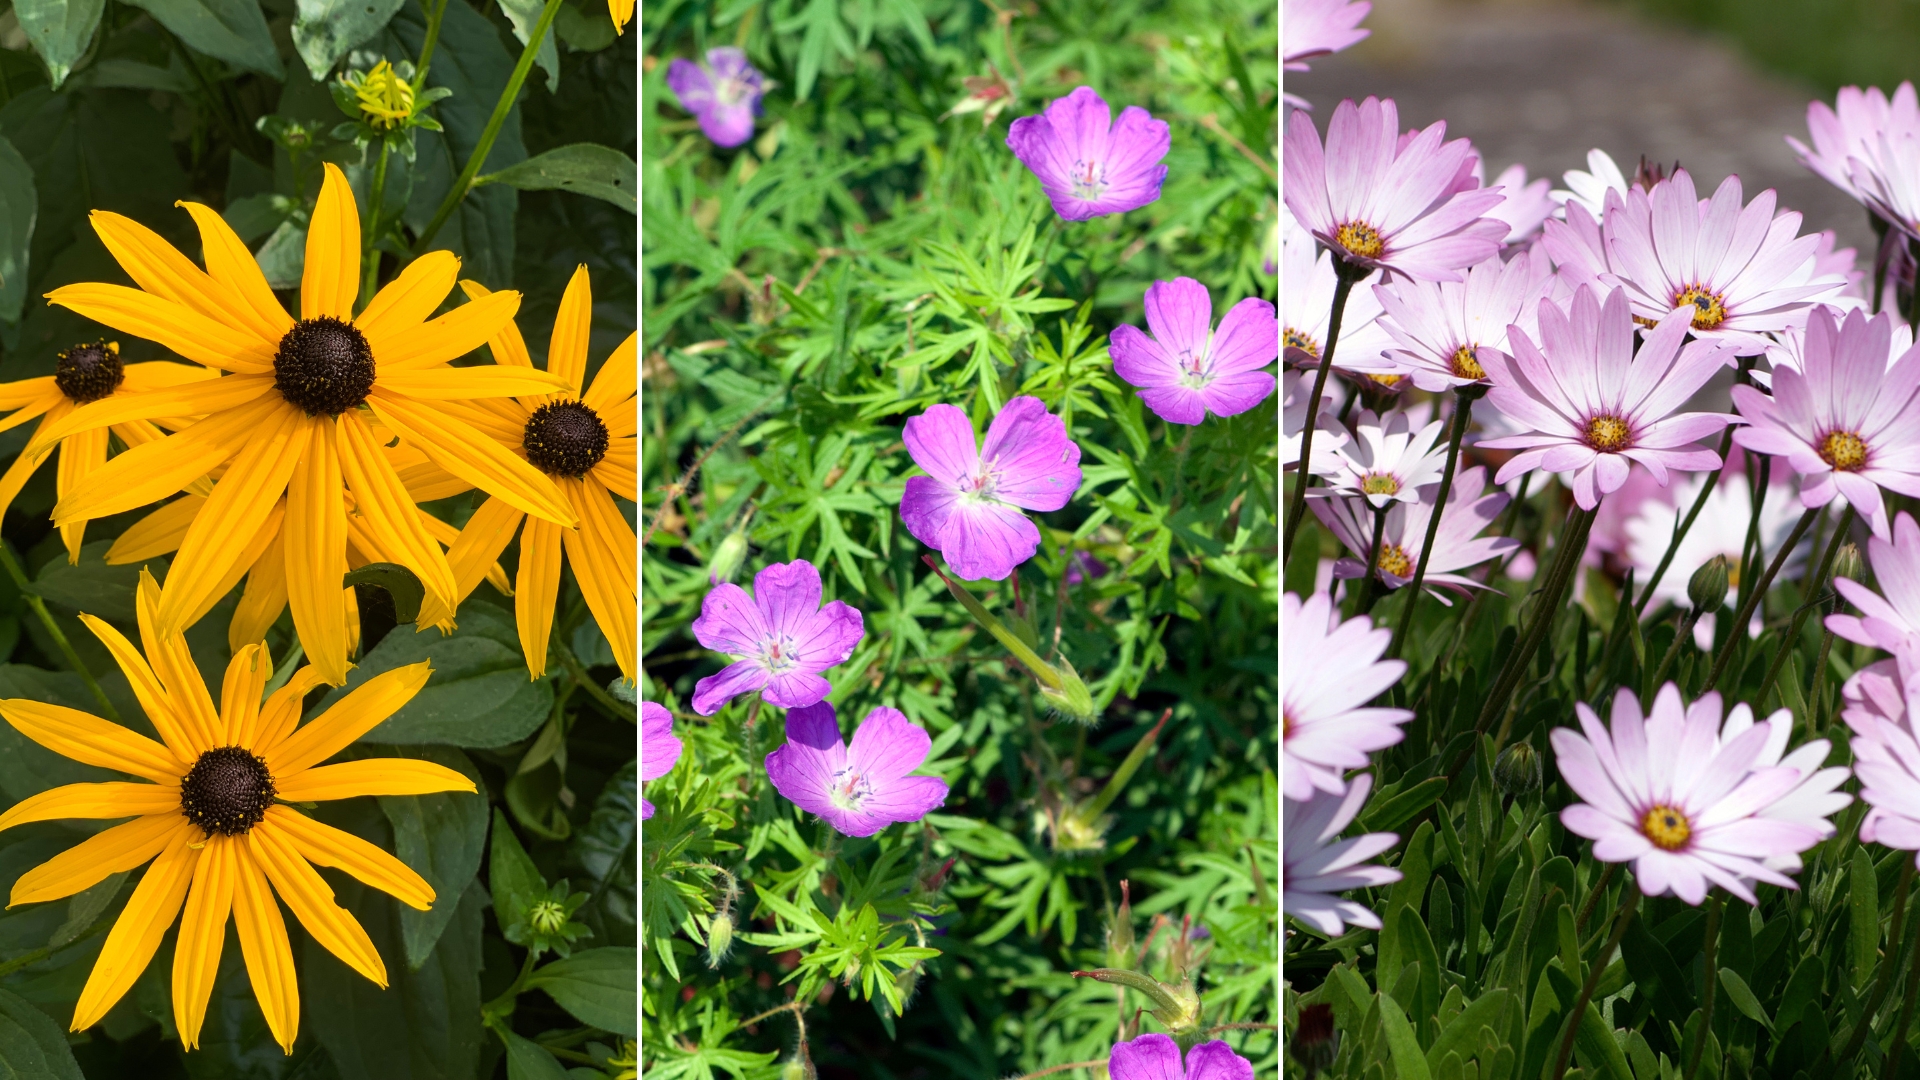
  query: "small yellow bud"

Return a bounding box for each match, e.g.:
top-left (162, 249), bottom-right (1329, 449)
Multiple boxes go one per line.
top-left (350, 60), bottom-right (414, 130)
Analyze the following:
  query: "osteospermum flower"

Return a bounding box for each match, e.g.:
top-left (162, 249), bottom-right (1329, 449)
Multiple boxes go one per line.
top-left (1482, 162), bottom-right (1555, 244)
top-left (1109, 277), bottom-right (1277, 424)
top-left (1719, 699), bottom-right (1852, 877)
top-left (1281, 209), bottom-right (1390, 371)
top-left (1281, 592), bottom-right (1412, 799)
top-left (1283, 96), bottom-right (1507, 282)
top-left (0, 341), bottom-right (212, 562)
top-left (1318, 409), bottom-right (1446, 507)
top-left (1787, 82), bottom-right (1920, 205)
top-left (691, 559), bottom-right (863, 715)
top-left (640, 702), bottom-right (681, 821)
top-left (1313, 465), bottom-right (1518, 597)
top-left (1283, 772), bottom-right (1402, 934)
top-left (764, 701), bottom-right (948, 837)
top-left (29, 164), bottom-right (575, 685)
top-left (1109, 1033), bottom-right (1254, 1080)
top-left (1282, 371), bottom-right (1348, 474)
top-left (1626, 471), bottom-right (1808, 647)
top-left (1732, 306), bottom-right (1920, 539)
top-left (1829, 510), bottom-right (1920, 654)
top-left (0, 570), bottom-right (471, 1050)
top-left (1006, 86), bottom-right (1170, 222)
top-left (665, 48), bottom-right (765, 149)
top-left (1551, 148), bottom-right (1631, 218)
top-left (900, 396), bottom-right (1082, 581)
top-left (1283, 0), bottom-right (1370, 70)
top-left (1841, 648), bottom-right (1920, 858)
top-left (1362, 245), bottom-right (1552, 391)
top-left (1552, 683), bottom-right (1832, 904)
top-left (1479, 285), bottom-right (1738, 510)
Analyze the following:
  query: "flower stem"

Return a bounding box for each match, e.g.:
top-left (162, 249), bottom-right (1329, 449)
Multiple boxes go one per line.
top-left (411, 0), bottom-right (450, 91)
top-left (1356, 502), bottom-right (1390, 616)
top-left (1283, 265), bottom-right (1364, 562)
top-left (0, 543), bottom-right (119, 722)
top-left (1574, 861), bottom-right (1618, 935)
top-left (1388, 386), bottom-right (1477, 660)
top-left (1839, 859), bottom-right (1917, 1066)
top-left (1757, 506), bottom-right (1855, 710)
top-left (1887, 896), bottom-right (1920, 1078)
top-left (361, 138), bottom-right (393, 307)
top-left (1646, 606), bottom-right (1702, 700)
top-left (1683, 893), bottom-right (1724, 1080)
top-left (1702, 505), bottom-right (1820, 693)
top-left (1551, 883), bottom-right (1640, 1080)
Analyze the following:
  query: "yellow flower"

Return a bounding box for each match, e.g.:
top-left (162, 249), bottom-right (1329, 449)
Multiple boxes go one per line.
top-left (441, 267), bottom-right (636, 681)
top-left (610, 0), bottom-right (631, 34)
top-left (30, 163), bottom-right (579, 684)
top-left (0, 341), bottom-right (215, 563)
top-left (348, 60), bottom-right (414, 130)
top-left (0, 571), bottom-right (475, 1053)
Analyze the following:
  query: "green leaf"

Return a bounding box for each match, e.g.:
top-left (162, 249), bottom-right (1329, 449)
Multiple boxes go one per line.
top-left (24, 539), bottom-right (150, 622)
top-left (565, 759), bottom-right (636, 946)
top-left (0, 986), bottom-right (84, 1077)
top-left (0, 665), bottom-right (115, 802)
top-left (1717, 968), bottom-right (1771, 1032)
top-left (375, 745), bottom-right (488, 970)
top-left (344, 562), bottom-right (426, 624)
top-left (1426, 989), bottom-right (1510, 1072)
top-left (490, 808), bottom-right (546, 933)
top-left (312, 602), bottom-right (553, 747)
top-left (0, 136), bottom-right (35, 326)
top-left (477, 144), bottom-right (636, 212)
top-left (525, 947), bottom-right (637, 1036)
top-left (11, 0), bottom-right (102, 89)
top-left (292, 0), bottom-right (406, 80)
top-left (495, 0), bottom-right (560, 93)
top-left (1378, 991), bottom-right (1432, 1080)
top-left (1575, 998), bottom-right (1633, 1080)
top-left (1360, 777), bottom-right (1447, 834)
top-left (120, 0), bottom-right (283, 77)
top-left (1851, 845), bottom-right (1880, 990)
top-left (502, 1031), bottom-right (572, 1080)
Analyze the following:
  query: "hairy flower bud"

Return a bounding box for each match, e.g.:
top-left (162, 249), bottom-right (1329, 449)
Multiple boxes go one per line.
top-left (1494, 740), bottom-right (1543, 796)
top-left (1688, 553), bottom-right (1731, 613)
top-left (1106, 880), bottom-right (1136, 968)
top-left (705, 911), bottom-right (734, 969)
top-left (1833, 542), bottom-right (1863, 584)
top-left (707, 530), bottom-right (750, 585)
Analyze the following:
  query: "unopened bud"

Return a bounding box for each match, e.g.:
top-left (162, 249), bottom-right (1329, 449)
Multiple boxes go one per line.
top-left (1290, 1003), bottom-right (1339, 1079)
top-left (1688, 554), bottom-right (1730, 613)
top-left (1106, 880), bottom-right (1136, 968)
top-left (1833, 542), bottom-right (1864, 584)
top-left (780, 1058), bottom-right (813, 1080)
top-left (895, 964), bottom-right (920, 1008)
top-left (705, 912), bottom-right (734, 969)
top-left (528, 899), bottom-right (567, 936)
top-left (1493, 740), bottom-right (1543, 796)
top-left (707, 530), bottom-right (750, 585)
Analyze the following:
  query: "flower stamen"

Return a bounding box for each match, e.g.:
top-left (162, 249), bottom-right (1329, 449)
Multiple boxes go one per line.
top-left (1673, 284), bottom-right (1728, 331)
top-left (1586, 414), bottom-right (1632, 451)
top-left (1376, 544), bottom-right (1413, 579)
top-left (1335, 220), bottom-right (1385, 260)
top-left (1820, 429), bottom-right (1869, 471)
top-left (1641, 803), bottom-right (1692, 851)
top-left (1450, 344), bottom-right (1486, 381)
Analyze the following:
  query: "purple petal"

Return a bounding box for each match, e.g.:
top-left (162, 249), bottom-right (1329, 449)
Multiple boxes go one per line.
top-left (1143, 278), bottom-right (1215, 361)
top-left (1109, 1033), bottom-right (1183, 1080)
top-left (753, 560), bottom-right (825, 637)
top-left (846, 706), bottom-right (934, 782)
top-left (765, 701), bottom-right (847, 816)
top-left (939, 499), bottom-right (1042, 580)
top-left (692, 659), bottom-right (768, 716)
top-left (1184, 1042), bottom-right (1256, 1080)
top-left (691, 581), bottom-right (768, 653)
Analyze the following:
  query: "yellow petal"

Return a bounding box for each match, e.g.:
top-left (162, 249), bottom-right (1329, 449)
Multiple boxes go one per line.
top-left (157, 411), bottom-right (307, 634)
top-left (584, 331), bottom-right (637, 414)
top-left (130, 569), bottom-right (225, 752)
top-left (49, 393), bottom-right (285, 526)
top-left (368, 391), bottom-right (577, 527)
top-left (435, 397), bottom-right (528, 449)
top-left (516, 517), bottom-right (563, 679)
top-left (0, 782), bottom-right (181, 833)
top-left (338, 410), bottom-right (457, 609)
top-left (368, 287), bottom-right (520, 371)
top-left (0, 700), bottom-right (185, 785)
top-left (184, 497), bottom-right (286, 633)
top-left (47, 283), bottom-right (275, 372)
top-left (120, 359), bottom-right (226, 390)
top-left (89, 209), bottom-right (274, 351)
top-left (171, 834), bottom-right (236, 1050)
top-left (302, 163), bottom-right (361, 322)
top-left (230, 525), bottom-right (291, 659)
top-left (112, 421), bottom-right (217, 499)
top-left (26, 373), bottom-right (275, 460)
top-left (70, 824), bottom-right (198, 1032)
top-left (286, 416), bottom-right (351, 685)
top-left (251, 667), bottom-right (329, 750)
top-left (447, 496), bottom-right (525, 606)
top-left (395, 456), bottom-right (476, 502)
top-left (609, 0), bottom-right (631, 34)
top-left (457, 279), bottom-right (535, 369)
top-left (56, 425), bottom-right (109, 563)
top-left (264, 661), bottom-right (432, 776)
top-left (75, 612), bottom-right (202, 761)
top-left (344, 583), bottom-right (362, 659)
top-left (563, 479), bottom-right (637, 682)
top-left (177, 201), bottom-right (296, 343)
top-left (372, 366), bottom-right (572, 401)
top-left (0, 386), bottom-right (61, 438)
top-left (106, 495), bottom-right (207, 564)
top-left (231, 841), bottom-right (300, 1053)
top-left (11, 813), bottom-right (185, 906)
top-left (264, 805), bottom-right (433, 909)
top-left (0, 375), bottom-right (59, 414)
top-left (548, 265), bottom-right (593, 397)
top-left (249, 821), bottom-right (385, 987)
top-left (276, 759), bottom-right (476, 801)
top-left (0, 407), bottom-right (62, 525)
top-left (593, 445), bottom-right (637, 502)
top-left (219, 644), bottom-right (271, 747)
top-left (355, 249), bottom-right (459, 345)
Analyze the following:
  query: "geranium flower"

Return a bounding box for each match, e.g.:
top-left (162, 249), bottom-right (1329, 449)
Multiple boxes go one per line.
top-left (1479, 284), bottom-right (1738, 510)
top-left (1625, 471), bottom-right (1809, 647)
top-left (1787, 82), bottom-right (1920, 205)
top-left (900, 396), bottom-right (1082, 581)
top-left (1108, 1033), bottom-right (1253, 1080)
top-left (764, 701), bottom-right (948, 837)
top-left (1364, 245), bottom-right (1552, 392)
top-left (641, 702), bottom-right (682, 821)
top-left (1313, 465), bottom-right (1519, 597)
top-left (0, 570), bottom-right (472, 1051)
top-left (1283, 772), bottom-right (1402, 934)
top-left (666, 48), bottom-right (765, 148)
top-left (1006, 86), bottom-right (1170, 221)
top-left (1109, 277), bottom-right (1277, 424)
top-left (1829, 510), bottom-right (1920, 654)
top-left (1732, 305), bottom-right (1920, 539)
top-left (1283, 96), bottom-right (1508, 281)
top-left (691, 559), bottom-right (863, 715)
top-left (1282, 592), bottom-right (1412, 799)
top-left (1318, 408), bottom-right (1446, 508)
top-left (27, 164), bottom-right (575, 684)
top-left (1551, 683), bottom-right (1833, 904)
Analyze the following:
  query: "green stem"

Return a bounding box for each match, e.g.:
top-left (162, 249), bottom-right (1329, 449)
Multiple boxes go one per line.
top-left (1757, 506), bottom-right (1855, 709)
top-left (361, 138), bottom-right (393, 307)
top-left (1388, 387), bottom-right (1477, 659)
top-left (1889, 897), bottom-right (1920, 1078)
top-left (481, 947), bottom-right (542, 1023)
top-left (0, 909), bottom-right (114, 978)
top-left (1636, 399), bottom-right (1742, 617)
top-left (1702, 506), bottom-right (1820, 693)
top-left (1081, 709), bottom-right (1170, 821)
top-left (0, 543), bottom-right (119, 722)
top-left (1839, 859), bottom-right (1917, 1066)
top-left (1646, 607), bottom-right (1702, 700)
top-left (1355, 502), bottom-right (1390, 616)
top-left (1283, 265), bottom-right (1365, 562)
top-left (552, 638), bottom-right (632, 720)
top-left (413, 0), bottom-right (565, 252)
top-left (1574, 862), bottom-right (1618, 936)
top-left (1551, 883), bottom-right (1640, 1080)
top-left (411, 0), bottom-right (451, 91)
top-left (1684, 894), bottom-right (1724, 1080)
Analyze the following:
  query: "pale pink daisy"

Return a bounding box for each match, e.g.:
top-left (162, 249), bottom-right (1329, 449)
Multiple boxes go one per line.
top-left (1481, 162), bottom-right (1556, 244)
top-left (1730, 305), bottom-right (1920, 539)
top-left (1283, 97), bottom-right (1508, 282)
top-left (1282, 209), bottom-right (1390, 372)
top-left (1311, 465), bottom-right (1519, 599)
top-left (1714, 699), bottom-right (1851, 878)
top-left (1550, 148), bottom-right (1631, 218)
top-left (1840, 645), bottom-right (1920, 859)
top-left (1282, 0), bottom-right (1370, 108)
top-left (1283, 370), bottom-right (1348, 475)
top-left (1787, 82), bottom-right (1920, 205)
top-left (1478, 284), bottom-right (1739, 510)
top-left (1552, 683), bottom-right (1834, 905)
top-left (1283, 772), bottom-right (1402, 935)
top-left (1282, 592), bottom-right (1411, 800)
top-left (1359, 245), bottom-right (1552, 392)
top-left (1319, 409), bottom-right (1446, 508)
top-left (1625, 471), bottom-right (1808, 647)
top-left (1829, 510), bottom-right (1920, 654)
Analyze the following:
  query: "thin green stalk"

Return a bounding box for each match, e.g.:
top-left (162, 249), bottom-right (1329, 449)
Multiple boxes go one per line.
top-left (360, 138), bottom-right (393, 307)
top-left (1888, 898), bottom-right (1920, 1078)
top-left (0, 544), bottom-right (119, 722)
top-left (1646, 606), bottom-right (1702, 700)
top-left (1388, 386), bottom-right (1477, 659)
top-left (1551, 884), bottom-right (1640, 1080)
top-left (1637, 406), bottom-right (1742, 616)
top-left (1702, 506), bottom-right (1820, 693)
top-left (1283, 265), bottom-right (1364, 561)
top-left (1356, 502), bottom-right (1390, 616)
top-left (1684, 894), bottom-right (1725, 1080)
top-left (1757, 507), bottom-right (1855, 709)
top-left (414, 0), bottom-right (566, 251)
top-left (411, 0), bottom-right (451, 91)
top-left (1839, 859), bottom-right (1917, 1066)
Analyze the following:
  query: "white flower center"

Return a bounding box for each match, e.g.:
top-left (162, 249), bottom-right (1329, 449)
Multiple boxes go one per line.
top-left (714, 76), bottom-right (749, 107)
top-left (1070, 159), bottom-right (1107, 201)
top-left (958, 467), bottom-right (1002, 503)
top-left (760, 633), bottom-right (800, 674)
top-left (830, 767), bottom-right (869, 810)
top-left (1176, 340), bottom-right (1214, 389)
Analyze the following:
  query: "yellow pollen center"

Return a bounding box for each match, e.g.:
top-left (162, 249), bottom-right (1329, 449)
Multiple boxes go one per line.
top-left (1451, 344), bottom-right (1486, 380)
top-left (1361, 473), bottom-right (1401, 496)
top-left (1586, 415), bottom-right (1632, 451)
top-left (1376, 544), bottom-right (1413, 579)
top-left (1365, 372), bottom-right (1403, 388)
top-left (1285, 327), bottom-right (1321, 358)
top-left (1336, 221), bottom-right (1385, 259)
top-left (1673, 285), bottom-right (1728, 331)
top-left (1821, 430), bottom-right (1868, 471)
top-left (1641, 804), bottom-right (1692, 850)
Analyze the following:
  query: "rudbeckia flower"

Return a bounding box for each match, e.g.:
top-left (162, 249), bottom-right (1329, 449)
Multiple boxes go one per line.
top-left (27, 164), bottom-right (576, 684)
top-left (438, 268), bottom-right (637, 681)
top-left (0, 341), bottom-right (213, 561)
top-left (608, 0), bottom-right (631, 34)
top-left (0, 570), bottom-right (473, 1051)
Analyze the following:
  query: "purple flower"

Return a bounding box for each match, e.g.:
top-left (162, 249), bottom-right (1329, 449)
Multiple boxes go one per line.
top-left (641, 702), bottom-right (682, 820)
top-left (1110, 278), bottom-right (1278, 425)
top-left (901, 396), bottom-right (1083, 581)
top-left (1064, 548), bottom-right (1107, 586)
top-left (665, 47), bottom-right (764, 148)
top-left (1108, 1033), bottom-right (1254, 1080)
top-left (765, 701), bottom-right (949, 837)
top-left (690, 560), bottom-right (864, 715)
top-left (1007, 86), bottom-right (1169, 221)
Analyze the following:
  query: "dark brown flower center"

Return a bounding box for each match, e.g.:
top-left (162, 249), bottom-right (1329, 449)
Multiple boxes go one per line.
top-left (55, 340), bottom-right (126, 404)
top-left (274, 316), bottom-right (375, 416)
top-left (180, 746), bottom-right (276, 836)
top-left (523, 400), bottom-right (609, 478)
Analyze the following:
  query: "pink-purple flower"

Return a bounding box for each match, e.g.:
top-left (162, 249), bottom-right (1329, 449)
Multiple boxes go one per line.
top-left (1283, 772), bottom-right (1403, 934)
top-left (901, 396), bottom-right (1082, 581)
top-left (1841, 647), bottom-right (1920, 858)
top-left (765, 701), bottom-right (949, 837)
top-left (1829, 510), bottom-right (1920, 653)
top-left (1107, 1033), bottom-right (1254, 1080)
top-left (1006, 86), bottom-right (1169, 221)
top-left (1110, 278), bottom-right (1277, 424)
top-left (1312, 465), bottom-right (1519, 598)
top-left (1282, 592), bottom-right (1412, 800)
top-left (690, 560), bottom-right (865, 715)
top-left (1787, 82), bottom-right (1920, 206)
top-left (665, 47), bottom-right (765, 149)
top-left (641, 701), bottom-right (682, 821)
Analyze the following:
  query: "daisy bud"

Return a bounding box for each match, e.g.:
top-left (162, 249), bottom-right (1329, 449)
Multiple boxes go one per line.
top-left (1290, 1004), bottom-right (1339, 1079)
top-left (1494, 740), bottom-right (1543, 796)
top-left (706, 530), bottom-right (750, 584)
top-left (1689, 554), bottom-right (1731, 613)
top-left (1833, 542), bottom-right (1863, 585)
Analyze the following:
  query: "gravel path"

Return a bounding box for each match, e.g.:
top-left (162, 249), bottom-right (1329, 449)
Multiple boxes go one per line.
top-left (1286, 0), bottom-right (1877, 256)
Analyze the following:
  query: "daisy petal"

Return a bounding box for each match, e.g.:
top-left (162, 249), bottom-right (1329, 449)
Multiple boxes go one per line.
top-left (301, 164), bottom-right (361, 321)
top-left (275, 759), bottom-right (477, 801)
top-left (367, 391), bottom-right (576, 527)
top-left (0, 781), bottom-right (181, 833)
top-left (0, 700), bottom-right (184, 784)
top-left (265, 661), bottom-right (433, 777)
top-left (249, 822), bottom-right (385, 986)
top-left (71, 825), bottom-right (199, 1031)
top-left (171, 834), bottom-right (236, 1050)
top-left (11, 813), bottom-right (186, 905)
top-left (264, 806), bottom-right (434, 909)
top-left (231, 840), bottom-right (301, 1052)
